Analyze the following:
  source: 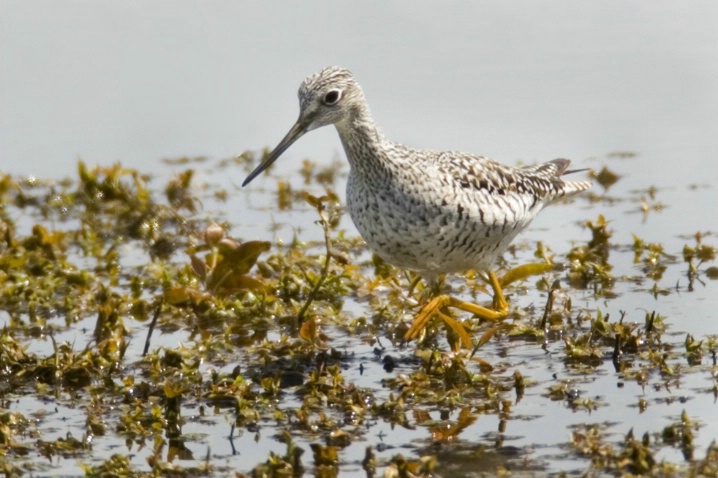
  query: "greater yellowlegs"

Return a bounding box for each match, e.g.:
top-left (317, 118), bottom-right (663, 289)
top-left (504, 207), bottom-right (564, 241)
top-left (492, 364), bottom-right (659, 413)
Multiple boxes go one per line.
top-left (243, 67), bottom-right (591, 342)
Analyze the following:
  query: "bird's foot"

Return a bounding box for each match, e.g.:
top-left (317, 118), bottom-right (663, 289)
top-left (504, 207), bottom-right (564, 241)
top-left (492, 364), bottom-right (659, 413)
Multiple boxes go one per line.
top-left (499, 262), bottom-right (554, 288)
top-left (487, 262), bottom-right (553, 311)
top-left (487, 270), bottom-right (508, 312)
top-left (402, 265), bottom-right (551, 350)
top-left (403, 292), bottom-right (508, 349)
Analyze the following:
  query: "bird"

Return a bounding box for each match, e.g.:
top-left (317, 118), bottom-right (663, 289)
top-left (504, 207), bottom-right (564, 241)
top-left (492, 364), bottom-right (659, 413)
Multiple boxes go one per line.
top-left (242, 66), bottom-right (591, 346)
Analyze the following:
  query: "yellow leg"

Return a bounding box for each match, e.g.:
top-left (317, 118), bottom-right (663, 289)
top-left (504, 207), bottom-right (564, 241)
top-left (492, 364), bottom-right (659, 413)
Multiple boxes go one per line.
top-left (488, 271), bottom-right (508, 313)
top-left (500, 262), bottom-right (553, 288)
top-left (404, 273), bottom-right (508, 342)
top-left (403, 264), bottom-right (552, 347)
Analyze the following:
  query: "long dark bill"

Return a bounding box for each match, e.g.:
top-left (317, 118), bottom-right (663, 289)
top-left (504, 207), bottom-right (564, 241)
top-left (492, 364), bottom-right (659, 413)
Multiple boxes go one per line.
top-left (242, 120), bottom-right (309, 187)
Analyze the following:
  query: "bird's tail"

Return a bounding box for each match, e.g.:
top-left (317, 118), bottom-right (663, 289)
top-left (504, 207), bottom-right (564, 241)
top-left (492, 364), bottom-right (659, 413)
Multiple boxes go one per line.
top-left (523, 158), bottom-right (592, 197)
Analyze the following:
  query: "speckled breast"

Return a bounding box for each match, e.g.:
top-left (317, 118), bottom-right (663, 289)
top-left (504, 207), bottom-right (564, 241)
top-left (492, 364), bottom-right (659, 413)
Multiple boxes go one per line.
top-left (345, 170), bottom-right (541, 275)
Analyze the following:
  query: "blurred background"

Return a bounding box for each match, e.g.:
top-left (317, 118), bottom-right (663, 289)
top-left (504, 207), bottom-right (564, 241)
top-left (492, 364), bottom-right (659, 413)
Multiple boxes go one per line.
top-left (2, 1), bottom-right (716, 191)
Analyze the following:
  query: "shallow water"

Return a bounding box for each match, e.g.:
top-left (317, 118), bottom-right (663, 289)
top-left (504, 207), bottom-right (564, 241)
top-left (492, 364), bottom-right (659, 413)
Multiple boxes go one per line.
top-left (2, 2), bottom-right (718, 477)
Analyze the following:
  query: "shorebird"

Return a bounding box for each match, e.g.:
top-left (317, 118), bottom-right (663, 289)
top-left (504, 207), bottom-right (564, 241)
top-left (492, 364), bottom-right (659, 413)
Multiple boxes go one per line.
top-left (243, 67), bottom-right (591, 346)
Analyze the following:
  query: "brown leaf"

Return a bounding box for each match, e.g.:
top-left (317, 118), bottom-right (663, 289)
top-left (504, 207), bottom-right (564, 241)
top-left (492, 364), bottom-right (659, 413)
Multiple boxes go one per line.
top-left (302, 191), bottom-right (330, 209)
top-left (208, 240), bottom-right (271, 290)
top-left (190, 255), bottom-right (207, 282)
top-left (471, 355), bottom-right (494, 372)
top-left (476, 324), bottom-right (502, 349)
top-left (310, 443), bottom-right (338, 466)
top-left (215, 274), bottom-right (265, 294)
top-left (299, 317), bottom-right (318, 343)
top-left (413, 409), bottom-right (431, 425)
top-left (224, 240), bottom-right (271, 276)
top-left (303, 191), bottom-right (322, 208)
top-left (431, 407), bottom-right (477, 441)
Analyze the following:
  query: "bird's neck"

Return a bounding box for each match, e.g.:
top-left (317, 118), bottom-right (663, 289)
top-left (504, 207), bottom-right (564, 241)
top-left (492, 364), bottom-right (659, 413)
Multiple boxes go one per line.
top-left (334, 107), bottom-right (394, 183)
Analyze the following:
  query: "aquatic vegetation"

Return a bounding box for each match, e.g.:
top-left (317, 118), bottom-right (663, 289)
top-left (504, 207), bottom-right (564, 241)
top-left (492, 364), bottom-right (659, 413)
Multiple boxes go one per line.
top-left (0, 158), bottom-right (716, 476)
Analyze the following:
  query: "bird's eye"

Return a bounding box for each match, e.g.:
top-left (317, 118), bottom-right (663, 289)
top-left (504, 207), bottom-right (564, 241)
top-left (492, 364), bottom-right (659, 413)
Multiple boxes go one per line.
top-left (323, 89), bottom-right (342, 105)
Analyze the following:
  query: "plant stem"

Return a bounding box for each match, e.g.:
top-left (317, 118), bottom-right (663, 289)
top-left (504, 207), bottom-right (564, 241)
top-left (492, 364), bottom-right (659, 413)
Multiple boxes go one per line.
top-left (296, 203), bottom-right (332, 324)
